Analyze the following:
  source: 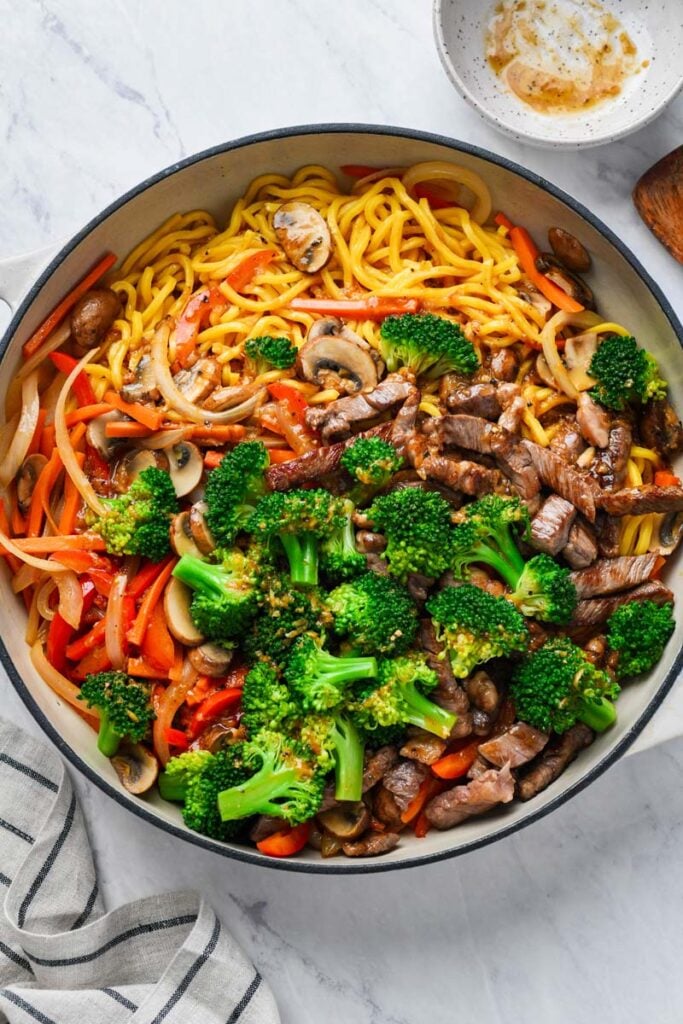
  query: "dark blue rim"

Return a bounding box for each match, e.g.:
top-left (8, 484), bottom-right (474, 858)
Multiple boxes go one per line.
top-left (2, 123), bottom-right (682, 874)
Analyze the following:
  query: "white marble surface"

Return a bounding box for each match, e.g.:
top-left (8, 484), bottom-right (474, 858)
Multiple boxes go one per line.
top-left (2, 2), bottom-right (683, 1021)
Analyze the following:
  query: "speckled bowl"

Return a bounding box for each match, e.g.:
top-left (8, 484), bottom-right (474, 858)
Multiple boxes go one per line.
top-left (433, 0), bottom-right (683, 148)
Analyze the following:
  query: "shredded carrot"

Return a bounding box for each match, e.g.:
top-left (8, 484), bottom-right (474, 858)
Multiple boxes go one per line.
top-left (190, 424), bottom-right (247, 443)
top-left (127, 555), bottom-right (177, 647)
top-left (0, 534), bottom-right (106, 555)
top-left (27, 409), bottom-right (47, 457)
top-left (289, 296), bottom-right (420, 319)
top-left (141, 600), bottom-right (176, 672)
top-left (40, 424), bottom-right (56, 459)
top-left (27, 448), bottom-right (62, 537)
top-left (650, 554), bottom-right (667, 580)
top-left (126, 655), bottom-right (172, 680)
top-left (65, 619), bottom-right (107, 662)
top-left (104, 421), bottom-right (153, 439)
top-left (9, 493), bottom-right (26, 537)
top-left (267, 448), bottom-right (298, 463)
top-left (58, 452), bottom-right (85, 534)
top-left (64, 403), bottom-right (113, 428)
top-left (203, 450), bottom-right (224, 470)
top-left (494, 211), bottom-right (514, 231)
top-left (104, 390), bottom-right (164, 431)
top-left (0, 500), bottom-right (22, 573)
top-left (654, 470), bottom-right (680, 487)
top-left (69, 421), bottom-right (87, 451)
top-left (22, 252), bottom-right (117, 358)
top-left (226, 250), bottom-right (276, 292)
top-left (126, 558), bottom-right (171, 600)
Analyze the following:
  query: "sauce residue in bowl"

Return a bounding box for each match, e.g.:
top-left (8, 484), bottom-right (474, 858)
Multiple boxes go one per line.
top-left (486, 0), bottom-right (642, 115)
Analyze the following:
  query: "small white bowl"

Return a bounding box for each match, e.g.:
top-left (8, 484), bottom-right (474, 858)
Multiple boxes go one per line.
top-left (433, 0), bottom-right (683, 149)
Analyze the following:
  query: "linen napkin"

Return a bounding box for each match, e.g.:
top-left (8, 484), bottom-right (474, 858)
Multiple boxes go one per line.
top-left (0, 718), bottom-right (280, 1023)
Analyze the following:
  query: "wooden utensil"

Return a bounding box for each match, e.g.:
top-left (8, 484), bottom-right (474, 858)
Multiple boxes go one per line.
top-left (633, 146), bottom-right (683, 263)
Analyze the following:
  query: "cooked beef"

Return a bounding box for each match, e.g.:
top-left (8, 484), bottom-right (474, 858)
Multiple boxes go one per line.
top-left (389, 472), bottom-right (464, 508)
top-left (493, 435), bottom-right (541, 500)
top-left (425, 764), bottom-right (515, 829)
top-left (400, 730), bottom-right (448, 765)
top-left (498, 394), bottom-right (525, 434)
top-left (530, 495), bottom-right (576, 555)
top-left (406, 572), bottom-right (433, 605)
top-left (563, 519), bottom-right (599, 568)
top-left (362, 746), bottom-right (399, 792)
top-left (478, 723), bottom-right (549, 769)
top-left (489, 347), bottom-right (518, 381)
top-left (598, 485), bottom-right (683, 516)
top-left (429, 413), bottom-right (498, 453)
top-left (418, 453), bottom-right (500, 496)
top-left (466, 670), bottom-right (501, 714)
top-left (569, 553), bottom-right (658, 598)
top-left (373, 786), bottom-right (405, 830)
top-left (419, 619), bottom-right (471, 714)
top-left (639, 399), bottom-right (683, 456)
top-left (383, 760), bottom-right (429, 812)
top-left (355, 530), bottom-right (387, 554)
top-left (523, 440), bottom-right (601, 521)
top-left (467, 755), bottom-right (494, 780)
top-left (576, 392), bottom-right (610, 448)
top-left (439, 378), bottom-right (502, 419)
top-left (318, 782), bottom-right (340, 814)
top-left (342, 832), bottom-right (400, 857)
top-left (249, 815), bottom-right (287, 843)
top-left (595, 514), bottom-right (621, 558)
top-left (517, 724), bottom-right (594, 801)
top-left (472, 708), bottom-right (495, 737)
top-left (305, 373), bottom-right (414, 442)
top-left (583, 635), bottom-right (607, 666)
top-left (365, 553), bottom-right (389, 576)
top-left (265, 422), bottom-right (393, 490)
top-left (571, 579), bottom-right (673, 625)
top-left (429, 416), bottom-right (541, 499)
top-left (595, 421), bottom-right (632, 490)
top-left (390, 387), bottom-right (421, 457)
top-left (549, 419), bottom-right (586, 462)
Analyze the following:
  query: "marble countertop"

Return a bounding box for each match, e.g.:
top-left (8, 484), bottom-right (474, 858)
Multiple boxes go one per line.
top-left (2, 2), bottom-right (683, 1021)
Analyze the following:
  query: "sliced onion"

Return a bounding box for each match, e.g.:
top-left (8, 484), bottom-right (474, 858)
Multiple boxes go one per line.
top-left (0, 371), bottom-right (40, 489)
top-left (541, 312), bottom-right (578, 399)
top-left (36, 578), bottom-right (57, 621)
top-left (402, 160), bottom-right (492, 223)
top-left (105, 573), bottom-right (128, 671)
top-left (11, 562), bottom-right (43, 594)
top-left (54, 349), bottom-right (107, 516)
top-left (17, 321), bottom-right (71, 382)
top-left (151, 321), bottom-right (265, 424)
top-left (31, 639), bottom-right (99, 723)
top-left (56, 569), bottom-right (83, 629)
top-left (273, 402), bottom-right (315, 455)
top-left (152, 657), bottom-right (198, 766)
top-left (135, 426), bottom-right (193, 451)
top-left (0, 526), bottom-right (70, 573)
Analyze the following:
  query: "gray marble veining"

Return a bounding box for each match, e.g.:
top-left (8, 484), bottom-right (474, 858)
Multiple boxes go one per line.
top-left (1, 2), bottom-right (683, 1022)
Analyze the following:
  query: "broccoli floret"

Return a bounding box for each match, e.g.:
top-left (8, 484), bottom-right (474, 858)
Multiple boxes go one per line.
top-left (300, 712), bottom-right (365, 801)
top-left (379, 313), bottom-right (479, 379)
top-left (244, 335), bottom-right (297, 376)
top-left (247, 489), bottom-right (346, 587)
top-left (217, 731), bottom-right (324, 826)
top-left (450, 494), bottom-right (528, 589)
top-left (351, 653), bottom-right (456, 740)
top-left (589, 334), bottom-right (667, 411)
top-left (158, 749), bottom-right (213, 802)
top-left (79, 671), bottom-right (154, 757)
top-left (367, 488), bottom-right (454, 580)
top-left (426, 583), bottom-right (529, 678)
top-left (182, 749), bottom-right (251, 841)
top-left (340, 436), bottom-right (403, 503)
top-left (327, 571), bottom-right (419, 656)
top-left (172, 550), bottom-right (260, 642)
top-left (285, 635), bottom-right (377, 711)
top-left (244, 574), bottom-right (331, 667)
top-left (87, 466), bottom-right (177, 562)
top-left (204, 441), bottom-right (270, 548)
top-left (511, 637), bottom-right (620, 734)
top-left (606, 600), bottom-right (675, 679)
top-left (319, 499), bottom-right (366, 581)
top-left (510, 553), bottom-right (577, 625)
top-left (241, 661), bottom-right (302, 736)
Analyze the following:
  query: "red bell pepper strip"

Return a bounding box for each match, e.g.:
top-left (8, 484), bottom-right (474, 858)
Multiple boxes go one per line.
top-left (49, 351), bottom-right (97, 406)
top-left (289, 296), bottom-right (420, 320)
top-left (226, 250), bottom-right (276, 293)
top-left (47, 579), bottom-right (97, 672)
top-left (431, 739), bottom-right (481, 780)
top-left (165, 727), bottom-right (190, 752)
top-left (508, 225), bottom-right (585, 314)
top-left (71, 645), bottom-right (112, 680)
top-left (65, 619), bottom-right (107, 662)
top-left (174, 285), bottom-right (226, 367)
top-left (188, 686), bottom-right (244, 741)
top-left (267, 382), bottom-right (309, 427)
top-left (340, 164), bottom-right (385, 178)
top-left (494, 211), bottom-right (514, 231)
top-left (256, 821), bottom-right (311, 857)
top-left (126, 557), bottom-right (172, 601)
top-left (654, 470), bottom-right (680, 487)
top-left (412, 184), bottom-right (453, 209)
top-left (141, 601), bottom-right (176, 673)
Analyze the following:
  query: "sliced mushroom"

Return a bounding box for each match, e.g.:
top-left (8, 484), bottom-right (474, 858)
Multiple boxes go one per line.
top-left (112, 448), bottom-right (169, 492)
top-left (298, 318), bottom-right (379, 394)
top-left (274, 201), bottom-right (331, 272)
top-left (173, 357), bottom-right (221, 405)
top-left (189, 500), bottom-right (216, 554)
top-left (548, 227), bottom-right (592, 273)
top-left (16, 453), bottom-right (47, 513)
top-left (535, 253), bottom-right (595, 309)
top-left (164, 576), bottom-right (204, 645)
top-left (85, 410), bottom-right (128, 461)
top-left (188, 642), bottom-right (234, 677)
top-left (166, 441), bottom-right (203, 497)
top-left (170, 511), bottom-right (204, 558)
top-left (535, 353), bottom-right (556, 389)
top-left (565, 332), bottom-right (598, 391)
top-left (71, 288), bottom-right (121, 348)
top-left (518, 285), bottom-right (552, 321)
top-left (202, 383), bottom-right (261, 413)
top-left (111, 741), bottom-right (159, 795)
top-left (656, 510), bottom-right (683, 555)
top-left (318, 801), bottom-right (371, 840)
top-left (121, 355), bottom-right (160, 404)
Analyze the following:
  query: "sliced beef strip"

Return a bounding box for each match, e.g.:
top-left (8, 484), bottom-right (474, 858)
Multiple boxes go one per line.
top-left (355, 530), bottom-right (387, 554)
top-left (373, 786), bottom-right (406, 831)
top-left (467, 755), bottom-right (493, 780)
top-left (517, 724), bottom-right (594, 801)
top-left (571, 579), bottom-right (673, 626)
top-left (598, 485), bottom-right (683, 516)
top-left (569, 553), bottom-right (658, 598)
top-left (595, 514), bottom-right (621, 558)
top-left (400, 730), bottom-right (448, 765)
top-left (342, 832), bottom-right (400, 857)
top-left (428, 415), bottom-right (540, 500)
top-left (639, 398), bottom-right (683, 456)
top-left (425, 764), bottom-right (515, 829)
top-left (265, 422), bottom-right (393, 490)
top-left (478, 723), bottom-right (549, 769)
top-left (419, 619), bottom-right (471, 717)
top-left (406, 572), bottom-right (434, 605)
top-left (530, 495), bottom-right (576, 555)
top-left (562, 520), bottom-right (599, 568)
top-left (549, 420), bottom-right (586, 461)
top-left (466, 671), bottom-right (501, 714)
top-left (489, 347), bottom-right (518, 382)
top-left (305, 373), bottom-right (414, 442)
top-left (576, 392), bottom-right (610, 449)
top-left (439, 378), bottom-right (502, 419)
top-left (362, 746), bottom-right (399, 792)
top-left (523, 440), bottom-right (601, 521)
top-left (594, 420), bottom-right (631, 490)
top-left (390, 387), bottom-right (421, 457)
top-left (498, 394), bottom-right (525, 434)
top-left (382, 759), bottom-right (429, 812)
top-left (492, 435), bottom-right (541, 501)
top-left (427, 413), bottom-right (498, 453)
top-left (418, 453), bottom-right (500, 496)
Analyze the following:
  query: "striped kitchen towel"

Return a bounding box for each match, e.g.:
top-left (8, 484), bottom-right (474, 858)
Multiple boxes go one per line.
top-left (0, 719), bottom-right (279, 1023)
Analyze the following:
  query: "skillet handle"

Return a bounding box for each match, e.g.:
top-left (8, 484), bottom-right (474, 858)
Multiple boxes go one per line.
top-left (625, 681), bottom-right (683, 757)
top-left (0, 242), bottom-right (63, 312)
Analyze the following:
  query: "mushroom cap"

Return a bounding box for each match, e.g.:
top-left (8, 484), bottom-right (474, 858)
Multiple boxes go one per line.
top-left (274, 201), bottom-right (331, 273)
top-left (167, 441), bottom-right (203, 497)
top-left (111, 741), bottom-right (159, 795)
top-left (164, 575), bottom-right (204, 646)
top-left (188, 642), bottom-right (234, 677)
top-left (318, 801), bottom-right (371, 840)
top-left (298, 318), bottom-right (379, 394)
top-left (169, 511), bottom-right (204, 558)
top-left (16, 454), bottom-right (48, 513)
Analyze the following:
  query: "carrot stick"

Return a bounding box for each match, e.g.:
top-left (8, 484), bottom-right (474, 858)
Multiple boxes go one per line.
top-left (0, 534), bottom-right (107, 555)
top-left (494, 211), bottom-right (514, 231)
top-left (104, 390), bottom-right (164, 431)
top-left (27, 409), bottom-right (47, 457)
top-left (509, 225), bottom-right (584, 314)
top-left (66, 620), bottom-right (107, 662)
top-left (654, 470), bottom-right (680, 487)
top-left (226, 250), bottom-right (276, 293)
top-left (126, 655), bottom-right (172, 680)
top-left (64, 403), bottom-right (113, 427)
top-left (126, 558), bottom-right (172, 600)
top-left (141, 601), bottom-right (176, 673)
top-left (27, 448), bottom-right (62, 537)
top-left (0, 500), bottom-right (22, 573)
top-left (10, 493), bottom-right (26, 537)
top-left (203, 451), bottom-right (224, 470)
top-left (289, 296), bottom-right (420, 319)
top-left (69, 421), bottom-right (87, 450)
top-left (104, 421), bottom-right (153, 438)
top-left (40, 424), bottom-right (56, 459)
top-left (127, 555), bottom-right (176, 647)
top-left (22, 252), bottom-right (117, 358)
top-left (58, 452), bottom-right (85, 534)
top-left (267, 448), bottom-right (298, 464)
top-left (189, 424), bottom-right (246, 443)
